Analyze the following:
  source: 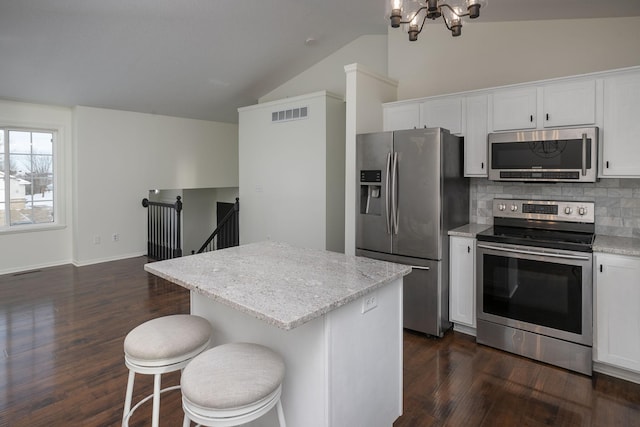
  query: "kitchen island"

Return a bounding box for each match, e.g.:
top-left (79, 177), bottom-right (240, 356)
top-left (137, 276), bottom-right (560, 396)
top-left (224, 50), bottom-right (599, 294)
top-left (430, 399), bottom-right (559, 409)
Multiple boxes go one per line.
top-left (144, 241), bottom-right (411, 427)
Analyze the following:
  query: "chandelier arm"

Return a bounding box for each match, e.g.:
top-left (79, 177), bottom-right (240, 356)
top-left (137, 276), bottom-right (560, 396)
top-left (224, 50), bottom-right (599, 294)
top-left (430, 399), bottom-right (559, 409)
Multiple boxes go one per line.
top-left (397, 6), bottom-right (428, 25)
top-left (416, 12), bottom-right (430, 36)
top-left (400, 6), bottom-right (427, 25)
top-left (439, 3), bottom-right (471, 19)
top-left (441, 13), bottom-right (452, 31)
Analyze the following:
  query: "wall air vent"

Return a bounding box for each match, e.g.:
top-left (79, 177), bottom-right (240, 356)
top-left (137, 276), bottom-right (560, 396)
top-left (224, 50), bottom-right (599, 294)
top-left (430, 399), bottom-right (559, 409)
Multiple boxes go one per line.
top-left (271, 106), bottom-right (308, 123)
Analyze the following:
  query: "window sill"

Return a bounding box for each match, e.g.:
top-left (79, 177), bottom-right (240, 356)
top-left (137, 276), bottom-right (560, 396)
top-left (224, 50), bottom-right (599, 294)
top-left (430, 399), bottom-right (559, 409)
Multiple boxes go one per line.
top-left (0, 223), bottom-right (67, 235)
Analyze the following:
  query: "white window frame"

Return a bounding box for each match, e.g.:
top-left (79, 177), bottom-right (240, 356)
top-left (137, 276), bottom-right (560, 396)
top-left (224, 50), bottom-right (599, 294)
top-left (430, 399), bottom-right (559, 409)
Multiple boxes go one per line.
top-left (1, 125), bottom-right (63, 233)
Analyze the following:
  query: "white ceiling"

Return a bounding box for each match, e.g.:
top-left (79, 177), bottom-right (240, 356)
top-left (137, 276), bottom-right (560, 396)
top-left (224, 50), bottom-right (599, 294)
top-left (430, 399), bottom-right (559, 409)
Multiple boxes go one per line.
top-left (1, 0), bottom-right (639, 123)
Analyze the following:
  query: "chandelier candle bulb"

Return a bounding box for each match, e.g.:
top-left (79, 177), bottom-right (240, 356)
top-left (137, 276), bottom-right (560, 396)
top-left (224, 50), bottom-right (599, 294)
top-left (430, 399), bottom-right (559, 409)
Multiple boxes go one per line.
top-left (391, 8), bottom-right (402, 27)
top-left (450, 17), bottom-right (462, 36)
top-left (409, 22), bottom-right (420, 41)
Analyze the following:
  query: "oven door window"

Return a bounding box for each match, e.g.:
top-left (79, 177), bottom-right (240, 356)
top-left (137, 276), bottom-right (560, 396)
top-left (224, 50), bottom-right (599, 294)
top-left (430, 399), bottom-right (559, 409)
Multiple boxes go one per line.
top-left (482, 254), bottom-right (582, 334)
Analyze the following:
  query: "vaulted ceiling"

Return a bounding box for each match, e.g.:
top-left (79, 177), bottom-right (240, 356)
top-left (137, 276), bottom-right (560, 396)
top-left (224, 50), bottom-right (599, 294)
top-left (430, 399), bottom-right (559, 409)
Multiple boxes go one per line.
top-left (1, 0), bottom-right (639, 123)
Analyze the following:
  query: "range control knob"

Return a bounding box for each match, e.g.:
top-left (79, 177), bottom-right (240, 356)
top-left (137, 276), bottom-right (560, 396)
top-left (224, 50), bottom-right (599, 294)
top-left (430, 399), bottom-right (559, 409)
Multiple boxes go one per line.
top-left (564, 206), bottom-right (573, 215)
top-left (578, 206), bottom-right (587, 216)
top-left (510, 204), bottom-right (518, 212)
top-left (498, 203), bottom-right (506, 211)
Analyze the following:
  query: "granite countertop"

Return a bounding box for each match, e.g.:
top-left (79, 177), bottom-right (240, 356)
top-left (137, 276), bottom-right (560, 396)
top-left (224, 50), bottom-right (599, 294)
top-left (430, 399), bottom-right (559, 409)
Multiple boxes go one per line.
top-left (144, 241), bottom-right (411, 331)
top-left (448, 223), bottom-right (491, 238)
top-left (593, 235), bottom-right (640, 257)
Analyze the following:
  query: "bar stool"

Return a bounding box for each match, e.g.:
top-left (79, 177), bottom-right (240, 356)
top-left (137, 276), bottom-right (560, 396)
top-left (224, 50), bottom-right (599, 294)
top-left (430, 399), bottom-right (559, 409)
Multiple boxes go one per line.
top-left (181, 342), bottom-right (286, 427)
top-left (122, 314), bottom-right (213, 427)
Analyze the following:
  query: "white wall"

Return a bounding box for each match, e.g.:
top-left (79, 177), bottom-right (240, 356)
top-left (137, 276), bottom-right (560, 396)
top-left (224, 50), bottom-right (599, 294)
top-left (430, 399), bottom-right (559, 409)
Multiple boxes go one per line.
top-left (238, 92), bottom-right (345, 251)
top-left (0, 100), bottom-right (73, 274)
top-left (73, 106), bottom-right (238, 265)
top-left (388, 17), bottom-right (640, 100)
top-left (259, 35), bottom-right (388, 103)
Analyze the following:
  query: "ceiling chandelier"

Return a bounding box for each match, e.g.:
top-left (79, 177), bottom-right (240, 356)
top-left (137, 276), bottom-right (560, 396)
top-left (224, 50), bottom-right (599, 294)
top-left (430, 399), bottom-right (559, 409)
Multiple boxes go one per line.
top-left (389, 0), bottom-right (485, 40)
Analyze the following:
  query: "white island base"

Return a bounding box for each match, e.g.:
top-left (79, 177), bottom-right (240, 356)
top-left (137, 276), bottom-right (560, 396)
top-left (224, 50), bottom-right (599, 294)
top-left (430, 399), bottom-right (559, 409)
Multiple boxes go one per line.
top-left (190, 278), bottom-right (403, 427)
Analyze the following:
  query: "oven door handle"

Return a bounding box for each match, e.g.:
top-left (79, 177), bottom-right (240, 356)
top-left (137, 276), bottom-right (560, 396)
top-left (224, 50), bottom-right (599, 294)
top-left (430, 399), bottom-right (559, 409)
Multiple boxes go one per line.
top-left (477, 244), bottom-right (591, 261)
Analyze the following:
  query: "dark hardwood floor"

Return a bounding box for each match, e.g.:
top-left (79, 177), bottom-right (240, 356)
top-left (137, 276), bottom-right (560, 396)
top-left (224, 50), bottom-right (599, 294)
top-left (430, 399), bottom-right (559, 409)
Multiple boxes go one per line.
top-left (1, 257), bottom-right (639, 426)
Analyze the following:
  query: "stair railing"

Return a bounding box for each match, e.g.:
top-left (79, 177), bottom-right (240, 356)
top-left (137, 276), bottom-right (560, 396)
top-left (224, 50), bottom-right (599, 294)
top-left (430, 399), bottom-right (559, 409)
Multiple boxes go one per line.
top-left (141, 196), bottom-right (182, 260)
top-left (195, 197), bottom-right (239, 254)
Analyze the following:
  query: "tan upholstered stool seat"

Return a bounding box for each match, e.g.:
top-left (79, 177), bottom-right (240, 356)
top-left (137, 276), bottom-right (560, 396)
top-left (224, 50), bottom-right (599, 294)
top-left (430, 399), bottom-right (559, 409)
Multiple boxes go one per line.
top-left (124, 314), bottom-right (213, 366)
top-left (181, 342), bottom-right (287, 427)
top-left (122, 314), bottom-right (213, 427)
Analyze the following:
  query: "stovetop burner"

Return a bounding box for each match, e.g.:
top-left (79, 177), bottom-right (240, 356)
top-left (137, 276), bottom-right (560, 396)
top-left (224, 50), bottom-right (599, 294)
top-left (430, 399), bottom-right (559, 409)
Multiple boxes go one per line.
top-left (476, 199), bottom-right (596, 253)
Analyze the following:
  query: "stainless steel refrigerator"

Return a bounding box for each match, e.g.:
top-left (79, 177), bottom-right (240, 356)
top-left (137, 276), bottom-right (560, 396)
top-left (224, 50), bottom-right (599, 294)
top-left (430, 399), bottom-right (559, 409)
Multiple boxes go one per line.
top-left (355, 127), bottom-right (469, 337)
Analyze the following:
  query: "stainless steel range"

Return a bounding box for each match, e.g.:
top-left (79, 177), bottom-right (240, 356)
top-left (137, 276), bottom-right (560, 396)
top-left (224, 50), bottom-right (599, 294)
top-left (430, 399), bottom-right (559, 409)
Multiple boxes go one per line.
top-left (475, 198), bottom-right (595, 375)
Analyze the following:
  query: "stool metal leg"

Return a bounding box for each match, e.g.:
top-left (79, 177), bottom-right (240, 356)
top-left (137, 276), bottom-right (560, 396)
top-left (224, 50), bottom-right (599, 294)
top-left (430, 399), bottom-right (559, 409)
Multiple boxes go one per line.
top-left (123, 370), bottom-right (135, 425)
top-left (181, 367), bottom-right (190, 427)
top-left (152, 373), bottom-right (161, 427)
top-left (276, 400), bottom-right (286, 427)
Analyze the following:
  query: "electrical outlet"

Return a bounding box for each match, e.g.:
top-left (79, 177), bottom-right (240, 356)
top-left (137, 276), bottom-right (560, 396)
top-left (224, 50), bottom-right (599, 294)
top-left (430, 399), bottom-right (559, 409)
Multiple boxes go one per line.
top-left (93, 235), bottom-right (101, 245)
top-left (362, 292), bottom-right (377, 314)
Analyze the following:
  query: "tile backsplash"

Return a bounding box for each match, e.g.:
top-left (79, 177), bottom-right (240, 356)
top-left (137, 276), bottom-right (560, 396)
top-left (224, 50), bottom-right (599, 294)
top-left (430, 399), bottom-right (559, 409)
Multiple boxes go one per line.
top-left (470, 178), bottom-right (640, 238)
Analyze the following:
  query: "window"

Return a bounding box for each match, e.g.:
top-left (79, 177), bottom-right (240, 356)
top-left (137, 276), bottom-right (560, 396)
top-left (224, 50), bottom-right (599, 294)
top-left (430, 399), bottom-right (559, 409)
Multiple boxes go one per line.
top-left (1, 128), bottom-right (55, 228)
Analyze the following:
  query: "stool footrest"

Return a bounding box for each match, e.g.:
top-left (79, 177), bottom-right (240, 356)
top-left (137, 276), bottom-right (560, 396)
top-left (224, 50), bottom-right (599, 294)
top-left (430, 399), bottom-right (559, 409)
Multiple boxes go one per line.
top-left (123, 385), bottom-right (181, 427)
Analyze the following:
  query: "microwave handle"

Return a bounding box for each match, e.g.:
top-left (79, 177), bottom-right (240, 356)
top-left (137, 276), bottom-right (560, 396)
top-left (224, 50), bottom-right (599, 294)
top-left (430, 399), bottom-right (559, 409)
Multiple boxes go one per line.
top-left (582, 133), bottom-right (587, 176)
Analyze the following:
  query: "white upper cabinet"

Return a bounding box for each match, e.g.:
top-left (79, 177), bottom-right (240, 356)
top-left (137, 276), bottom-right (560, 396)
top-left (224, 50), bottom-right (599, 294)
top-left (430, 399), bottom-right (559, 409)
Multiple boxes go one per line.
top-left (542, 80), bottom-right (596, 128)
top-left (382, 66), bottom-right (639, 178)
top-left (602, 72), bottom-right (640, 177)
top-left (464, 94), bottom-right (488, 177)
top-left (420, 97), bottom-right (463, 135)
top-left (492, 80), bottom-right (597, 132)
top-left (383, 97), bottom-right (463, 134)
top-left (383, 103), bottom-right (420, 132)
top-left (491, 87), bottom-right (537, 131)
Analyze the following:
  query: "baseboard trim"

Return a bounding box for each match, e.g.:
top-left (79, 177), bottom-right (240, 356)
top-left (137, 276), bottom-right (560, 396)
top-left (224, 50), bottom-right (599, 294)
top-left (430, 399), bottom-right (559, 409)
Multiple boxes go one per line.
top-left (593, 362), bottom-right (640, 385)
top-left (0, 259), bottom-right (73, 276)
top-left (452, 323), bottom-right (477, 337)
top-left (72, 252), bottom-right (147, 267)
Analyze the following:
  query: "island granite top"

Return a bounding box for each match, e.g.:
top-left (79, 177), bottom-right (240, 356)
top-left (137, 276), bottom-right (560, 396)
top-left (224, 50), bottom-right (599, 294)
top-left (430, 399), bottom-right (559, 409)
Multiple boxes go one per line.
top-left (144, 241), bottom-right (411, 331)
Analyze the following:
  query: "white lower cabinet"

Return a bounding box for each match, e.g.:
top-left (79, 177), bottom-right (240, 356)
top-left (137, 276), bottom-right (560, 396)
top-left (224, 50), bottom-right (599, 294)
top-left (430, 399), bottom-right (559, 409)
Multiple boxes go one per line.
top-left (449, 236), bottom-right (476, 332)
top-left (594, 253), bottom-right (640, 374)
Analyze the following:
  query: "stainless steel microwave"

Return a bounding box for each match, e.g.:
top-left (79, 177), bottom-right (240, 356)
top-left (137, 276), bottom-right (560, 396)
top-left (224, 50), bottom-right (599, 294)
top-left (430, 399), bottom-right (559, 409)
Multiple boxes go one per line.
top-left (488, 127), bottom-right (598, 182)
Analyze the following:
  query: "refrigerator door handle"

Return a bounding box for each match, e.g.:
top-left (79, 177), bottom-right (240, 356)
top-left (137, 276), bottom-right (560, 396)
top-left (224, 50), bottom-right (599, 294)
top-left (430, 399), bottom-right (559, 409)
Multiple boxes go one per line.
top-left (392, 151), bottom-right (399, 234)
top-left (385, 152), bottom-right (392, 234)
top-left (410, 266), bottom-right (430, 271)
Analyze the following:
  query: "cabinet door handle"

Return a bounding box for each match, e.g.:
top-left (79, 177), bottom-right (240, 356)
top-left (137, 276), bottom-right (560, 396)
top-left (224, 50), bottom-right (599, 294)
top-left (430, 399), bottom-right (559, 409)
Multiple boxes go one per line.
top-left (546, 113), bottom-right (549, 121)
top-left (600, 264), bottom-right (603, 273)
top-left (481, 162), bottom-right (484, 169)
top-left (467, 246), bottom-right (471, 253)
top-left (606, 161), bottom-right (610, 169)
top-left (530, 114), bottom-right (533, 122)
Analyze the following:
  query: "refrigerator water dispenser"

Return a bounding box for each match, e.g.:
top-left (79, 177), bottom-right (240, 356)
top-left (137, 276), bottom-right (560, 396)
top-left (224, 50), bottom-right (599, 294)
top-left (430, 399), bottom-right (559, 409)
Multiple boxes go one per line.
top-left (360, 169), bottom-right (382, 215)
